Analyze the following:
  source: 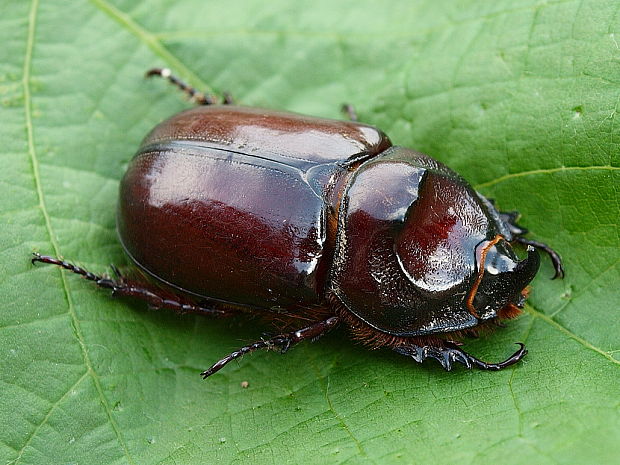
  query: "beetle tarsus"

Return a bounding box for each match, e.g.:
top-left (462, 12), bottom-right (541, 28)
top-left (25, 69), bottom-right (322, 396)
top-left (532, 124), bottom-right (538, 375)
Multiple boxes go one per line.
top-left (200, 316), bottom-right (340, 379)
top-left (31, 253), bottom-right (228, 316)
top-left (499, 211), bottom-right (564, 279)
top-left (146, 67), bottom-right (218, 105)
top-left (32, 253), bottom-right (114, 287)
top-left (393, 342), bottom-right (527, 371)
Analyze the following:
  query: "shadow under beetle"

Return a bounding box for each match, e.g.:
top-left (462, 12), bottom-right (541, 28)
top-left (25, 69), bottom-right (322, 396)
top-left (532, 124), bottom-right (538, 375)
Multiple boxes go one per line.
top-left (33, 68), bottom-right (564, 378)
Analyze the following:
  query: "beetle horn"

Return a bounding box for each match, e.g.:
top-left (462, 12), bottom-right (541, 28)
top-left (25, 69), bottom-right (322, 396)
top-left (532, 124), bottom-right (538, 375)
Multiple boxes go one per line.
top-left (513, 245), bottom-right (540, 289)
top-left (468, 242), bottom-right (541, 318)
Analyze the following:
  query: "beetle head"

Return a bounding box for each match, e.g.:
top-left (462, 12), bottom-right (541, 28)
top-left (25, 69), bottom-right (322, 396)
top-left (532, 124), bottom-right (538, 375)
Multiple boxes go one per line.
top-left (330, 147), bottom-right (540, 337)
top-left (468, 238), bottom-right (540, 319)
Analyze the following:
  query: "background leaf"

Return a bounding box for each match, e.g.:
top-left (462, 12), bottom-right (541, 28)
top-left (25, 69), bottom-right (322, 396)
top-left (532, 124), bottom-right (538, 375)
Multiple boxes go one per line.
top-left (1, 0), bottom-right (619, 464)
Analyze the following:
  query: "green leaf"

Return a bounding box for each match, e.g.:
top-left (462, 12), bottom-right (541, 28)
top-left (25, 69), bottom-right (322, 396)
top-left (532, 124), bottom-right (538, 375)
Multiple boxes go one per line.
top-left (2, 0), bottom-right (619, 464)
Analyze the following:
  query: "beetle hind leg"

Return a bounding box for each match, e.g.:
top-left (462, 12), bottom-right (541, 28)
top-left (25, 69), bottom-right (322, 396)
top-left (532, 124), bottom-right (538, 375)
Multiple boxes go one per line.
top-left (500, 211), bottom-right (565, 279)
top-left (145, 68), bottom-right (234, 106)
top-left (31, 253), bottom-right (229, 317)
top-left (200, 316), bottom-right (340, 379)
top-left (393, 342), bottom-right (527, 371)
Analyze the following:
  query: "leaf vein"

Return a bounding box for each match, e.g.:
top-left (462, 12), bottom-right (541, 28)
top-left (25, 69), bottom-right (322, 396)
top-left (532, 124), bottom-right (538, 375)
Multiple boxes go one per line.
top-left (311, 367), bottom-right (374, 463)
top-left (526, 304), bottom-right (620, 366)
top-left (475, 165), bottom-right (620, 189)
top-left (550, 257), bottom-right (620, 318)
top-left (89, 0), bottom-right (213, 93)
top-left (508, 317), bottom-right (535, 439)
top-left (9, 372), bottom-right (88, 465)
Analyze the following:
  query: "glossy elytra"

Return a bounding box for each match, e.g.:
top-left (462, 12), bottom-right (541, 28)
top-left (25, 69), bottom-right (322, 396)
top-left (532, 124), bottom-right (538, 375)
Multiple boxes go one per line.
top-left (33, 68), bottom-right (564, 378)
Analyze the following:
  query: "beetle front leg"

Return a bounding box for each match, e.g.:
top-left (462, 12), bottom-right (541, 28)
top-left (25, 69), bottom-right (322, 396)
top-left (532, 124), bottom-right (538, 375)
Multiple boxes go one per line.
top-left (31, 253), bottom-right (230, 317)
top-left (200, 316), bottom-right (340, 379)
top-left (393, 342), bottom-right (527, 371)
top-left (500, 211), bottom-right (565, 279)
top-left (145, 68), bottom-right (234, 105)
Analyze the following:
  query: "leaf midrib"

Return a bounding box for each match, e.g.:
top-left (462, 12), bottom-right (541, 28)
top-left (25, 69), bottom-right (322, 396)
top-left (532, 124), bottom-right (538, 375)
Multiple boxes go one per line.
top-left (475, 165), bottom-right (620, 189)
top-left (20, 0), bottom-right (135, 463)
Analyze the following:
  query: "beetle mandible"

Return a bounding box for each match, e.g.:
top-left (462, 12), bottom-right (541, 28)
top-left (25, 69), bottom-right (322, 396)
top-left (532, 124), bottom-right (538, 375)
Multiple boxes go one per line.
top-left (33, 68), bottom-right (564, 378)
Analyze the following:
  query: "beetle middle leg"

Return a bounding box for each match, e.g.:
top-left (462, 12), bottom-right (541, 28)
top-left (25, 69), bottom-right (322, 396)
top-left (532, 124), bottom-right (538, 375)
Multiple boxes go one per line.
top-left (145, 68), bottom-right (234, 105)
top-left (500, 211), bottom-right (565, 279)
top-left (31, 253), bottom-right (230, 317)
top-left (200, 316), bottom-right (340, 379)
top-left (393, 341), bottom-right (527, 371)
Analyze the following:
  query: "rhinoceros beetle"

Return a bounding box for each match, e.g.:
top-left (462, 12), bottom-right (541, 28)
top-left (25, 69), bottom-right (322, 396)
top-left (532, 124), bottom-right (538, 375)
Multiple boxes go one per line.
top-left (33, 68), bottom-right (564, 378)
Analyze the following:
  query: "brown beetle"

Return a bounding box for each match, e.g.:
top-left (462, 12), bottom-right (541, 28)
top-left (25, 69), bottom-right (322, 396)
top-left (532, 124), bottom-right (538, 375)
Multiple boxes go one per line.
top-left (33, 68), bottom-right (564, 378)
